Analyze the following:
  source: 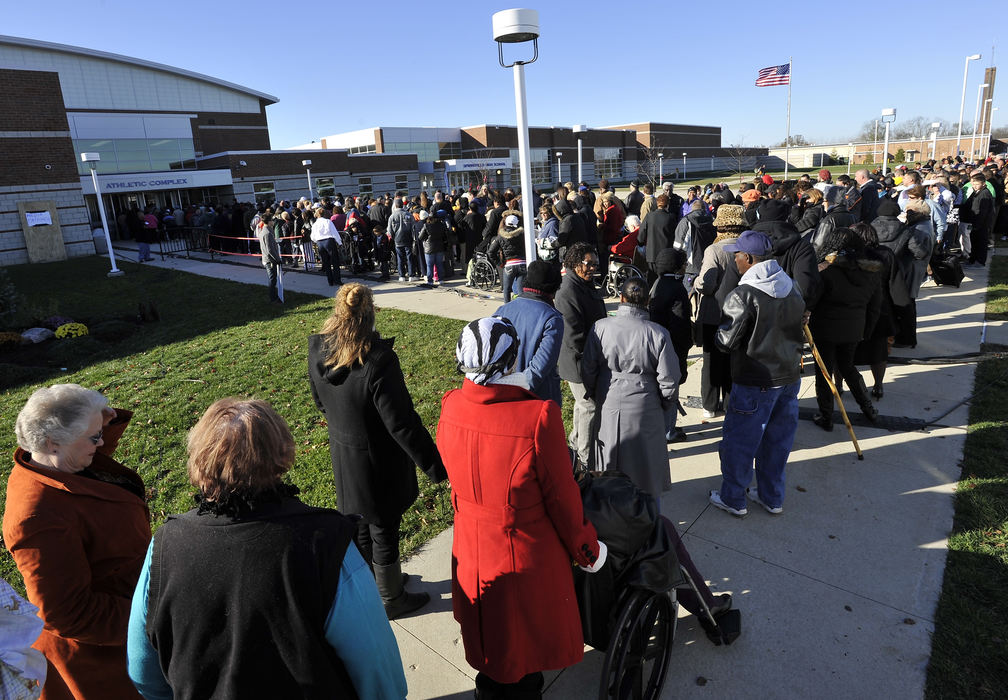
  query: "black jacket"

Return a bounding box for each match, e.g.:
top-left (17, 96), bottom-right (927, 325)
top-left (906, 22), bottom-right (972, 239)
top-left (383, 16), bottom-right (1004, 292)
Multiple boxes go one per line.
top-left (554, 273), bottom-right (607, 383)
top-left (417, 218), bottom-right (449, 254)
top-left (308, 333), bottom-right (446, 526)
top-left (487, 226), bottom-right (526, 264)
top-left (858, 181), bottom-right (880, 223)
top-left (811, 206), bottom-right (856, 253)
top-left (638, 208), bottom-right (677, 265)
top-left (648, 275), bottom-right (691, 380)
top-left (750, 218), bottom-right (821, 307)
top-left (808, 253), bottom-right (882, 344)
top-left (716, 264), bottom-right (806, 388)
top-left (555, 199), bottom-right (590, 251)
top-left (789, 200), bottom-right (824, 233)
top-left (625, 189), bottom-right (644, 216)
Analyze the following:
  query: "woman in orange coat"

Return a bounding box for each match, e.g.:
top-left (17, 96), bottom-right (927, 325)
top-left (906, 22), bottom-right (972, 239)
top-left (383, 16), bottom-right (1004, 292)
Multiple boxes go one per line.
top-left (437, 317), bottom-right (606, 699)
top-left (4, 384), bottom-right (150, 700)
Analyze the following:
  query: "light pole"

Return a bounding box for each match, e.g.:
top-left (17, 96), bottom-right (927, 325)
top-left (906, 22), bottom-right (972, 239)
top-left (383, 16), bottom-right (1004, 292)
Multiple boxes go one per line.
top-left (573, 124), bottom-right (586, 183)
top-left (302, 159), bottom-right (313, 200)
top-left (80, 153), bottom-right (123, 277)
top-left (930, 122), bottom-right (941, 160)
top-left (682, 152), bottom-right (687, 180)
top-left (956, 53), bottom-right (982, 158)
top-left (555, 151), bottom-right (561, 184)
top-left (847, 143), bottom-right (854, 174)
top-left (493, 8), bottom-right (539, 262)
top-left (979, 98), bottom-right (993, 159)
top-left (658, 152), bottom-right (663, 185)
top-left (873, 119), bottom-right (879, 165)
top-left (971, 83), bottom-right (989, 162)
top-left (881, 108), bottom-right (896, 175)
top-left (986, 106), bottom-right (999, 159)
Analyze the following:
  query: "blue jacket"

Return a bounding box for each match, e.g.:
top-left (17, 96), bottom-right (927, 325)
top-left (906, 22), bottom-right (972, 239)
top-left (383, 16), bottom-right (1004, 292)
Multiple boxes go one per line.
top-left (493, 294), bottom-right (564, 406)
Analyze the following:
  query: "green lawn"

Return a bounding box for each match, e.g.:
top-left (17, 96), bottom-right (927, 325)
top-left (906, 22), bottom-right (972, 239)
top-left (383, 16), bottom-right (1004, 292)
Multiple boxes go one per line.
top-left (925, 255), bottom-right (1008, 698)
top-left (0, 257), bottom-right (465, 593)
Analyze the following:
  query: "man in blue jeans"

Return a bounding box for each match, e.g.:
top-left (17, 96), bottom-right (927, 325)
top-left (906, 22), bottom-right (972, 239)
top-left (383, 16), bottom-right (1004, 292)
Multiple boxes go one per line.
top-left (709, 231), bottom-right (806, 517)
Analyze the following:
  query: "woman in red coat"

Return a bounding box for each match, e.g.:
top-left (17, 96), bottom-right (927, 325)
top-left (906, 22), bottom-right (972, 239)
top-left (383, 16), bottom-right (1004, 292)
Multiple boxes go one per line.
top-left (437, 317), bottom-right (606, 699)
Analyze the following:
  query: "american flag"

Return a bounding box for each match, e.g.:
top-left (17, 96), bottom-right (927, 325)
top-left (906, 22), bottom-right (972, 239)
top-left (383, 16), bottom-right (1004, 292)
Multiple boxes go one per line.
top-left (756, 64), bottom-right (790, 87)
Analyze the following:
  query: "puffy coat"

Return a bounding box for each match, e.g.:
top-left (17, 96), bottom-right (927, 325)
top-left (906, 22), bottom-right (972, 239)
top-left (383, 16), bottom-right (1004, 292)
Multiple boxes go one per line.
top-left (308, 333), bottom-right (446, 526)
top-left (486, 223), bottom-right (526, 264)
top-left (418, 218), bottom-right (449, 254)
top-left (811, 206), bottom-right (856, 253)
top-left (436, 381), bottom-right (599, 682)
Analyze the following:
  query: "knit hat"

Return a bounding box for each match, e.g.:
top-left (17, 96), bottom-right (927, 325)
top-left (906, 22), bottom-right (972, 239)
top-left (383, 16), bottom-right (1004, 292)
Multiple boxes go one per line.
top-left (713, 204), bottom-right (745, 228)
top-left (742, 189), bottom-right (761, 203)
top-left (877, 197), bottom-right (901, 217)
top-left (655, 247), bottom-right (686, 275)
top-left (455, 316), bottom-right (520, 385)
top-left (522, 260), bottom-right (562, 295)
top-left (756, 199), bottom-right (789, 222)
top-left (818, 168), bottom-right (831, 180)
top-left (418, 210), bottom-right (429, 220)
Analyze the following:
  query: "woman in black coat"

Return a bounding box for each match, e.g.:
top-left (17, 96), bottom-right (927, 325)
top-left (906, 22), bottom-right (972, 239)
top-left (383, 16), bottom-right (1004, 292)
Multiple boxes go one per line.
top-left (807, 227), bottom-right (882, 431)
top-left (308, 283), bottom-right (446, 619)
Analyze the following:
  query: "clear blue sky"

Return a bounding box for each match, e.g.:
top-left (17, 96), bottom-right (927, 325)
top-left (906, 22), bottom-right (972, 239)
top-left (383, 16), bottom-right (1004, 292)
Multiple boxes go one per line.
top-left (7, 0), bottom-right (1003, 150)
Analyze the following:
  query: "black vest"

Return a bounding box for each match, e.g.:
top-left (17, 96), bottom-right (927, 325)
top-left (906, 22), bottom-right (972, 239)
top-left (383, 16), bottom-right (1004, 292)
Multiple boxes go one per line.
top-left (146, 497), bottom-right (358, 699)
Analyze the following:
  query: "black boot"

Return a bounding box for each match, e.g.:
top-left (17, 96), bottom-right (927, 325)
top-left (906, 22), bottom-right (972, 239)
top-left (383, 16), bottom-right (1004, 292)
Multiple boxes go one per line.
top-left (374, 560), bottom-right (429, 620)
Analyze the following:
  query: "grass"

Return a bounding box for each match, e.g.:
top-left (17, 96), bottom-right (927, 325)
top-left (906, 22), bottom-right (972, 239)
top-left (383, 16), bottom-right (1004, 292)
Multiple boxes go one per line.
top-left (924, 255), bottom-right (1008, 698)
top-left (0, 256), bottom-right (465, 594)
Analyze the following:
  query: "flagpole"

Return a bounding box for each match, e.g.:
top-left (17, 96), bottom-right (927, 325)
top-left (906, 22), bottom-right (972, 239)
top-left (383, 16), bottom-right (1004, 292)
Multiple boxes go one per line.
top-left (784, 57), bottom-right (792, 181)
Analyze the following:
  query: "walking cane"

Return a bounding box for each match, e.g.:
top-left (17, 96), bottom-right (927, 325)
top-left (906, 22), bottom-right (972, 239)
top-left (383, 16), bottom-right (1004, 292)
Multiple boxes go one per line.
top-left (803, 325), bottom-right (864, 460)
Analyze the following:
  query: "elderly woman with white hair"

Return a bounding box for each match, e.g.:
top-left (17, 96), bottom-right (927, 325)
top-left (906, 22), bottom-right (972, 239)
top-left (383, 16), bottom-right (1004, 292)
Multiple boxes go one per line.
top-left (3, 384), bottom-right (150, 700)
top-left (437, 316), bottom-right (605, 699)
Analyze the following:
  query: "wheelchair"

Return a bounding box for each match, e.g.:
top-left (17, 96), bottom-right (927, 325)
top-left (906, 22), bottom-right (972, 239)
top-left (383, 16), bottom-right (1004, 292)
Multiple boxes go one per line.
top-left (468, 251), bottom-right (500, 291)
top-left (602, 255), bottom-right (645, 298)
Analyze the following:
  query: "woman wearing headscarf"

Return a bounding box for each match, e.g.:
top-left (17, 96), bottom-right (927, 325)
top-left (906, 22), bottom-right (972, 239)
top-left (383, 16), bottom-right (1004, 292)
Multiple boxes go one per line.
top-left (582, 278), bottom-right (680, 499)
top-left (4, 384), bottom-right (150, 700)
top-left (437, 316), bottom-right (605, 700)
top-left (308, 283), bottom-right (446, 620)
top-left (126, 399), bottom-right (406, 699)
top-left (807, 228), bottom-right (882, 431)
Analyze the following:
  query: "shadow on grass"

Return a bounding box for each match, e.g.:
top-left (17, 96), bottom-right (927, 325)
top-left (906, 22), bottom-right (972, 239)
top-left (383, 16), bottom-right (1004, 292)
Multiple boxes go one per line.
top-left (1, 257), bottom-right (324, 392)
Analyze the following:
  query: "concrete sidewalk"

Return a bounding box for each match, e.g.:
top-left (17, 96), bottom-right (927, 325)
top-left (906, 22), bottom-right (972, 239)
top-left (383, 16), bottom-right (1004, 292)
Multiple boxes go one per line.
top-left (119, 242), bottom-right (990, 699)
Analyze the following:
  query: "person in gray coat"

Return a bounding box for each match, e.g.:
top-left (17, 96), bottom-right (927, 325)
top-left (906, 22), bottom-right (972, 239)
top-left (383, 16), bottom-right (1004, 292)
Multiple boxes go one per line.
top-left (254, 212), bottom-right (282, 303)
top-left (581, 277), bottom-right (680, 500)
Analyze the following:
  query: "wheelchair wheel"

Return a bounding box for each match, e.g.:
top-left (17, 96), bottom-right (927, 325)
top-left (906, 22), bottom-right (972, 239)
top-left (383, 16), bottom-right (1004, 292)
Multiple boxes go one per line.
top-left (471, 257), bottom-right (498, 291)
top-left (605, 263), bottom-right (645, 297)
top-left (598, 589), bottom-right (676, 700)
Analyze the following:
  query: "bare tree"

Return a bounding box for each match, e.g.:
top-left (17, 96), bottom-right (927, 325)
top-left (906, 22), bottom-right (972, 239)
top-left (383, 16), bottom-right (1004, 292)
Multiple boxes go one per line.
top-left (726, 141), bottom-right (754, 185)
top-left (635, 146), bottom-right (664, 188)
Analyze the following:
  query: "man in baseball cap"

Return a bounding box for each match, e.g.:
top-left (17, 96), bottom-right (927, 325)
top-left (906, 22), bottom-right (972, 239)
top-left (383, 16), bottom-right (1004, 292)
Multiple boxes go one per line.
top-left (710, 230), bottom-right (805, 518)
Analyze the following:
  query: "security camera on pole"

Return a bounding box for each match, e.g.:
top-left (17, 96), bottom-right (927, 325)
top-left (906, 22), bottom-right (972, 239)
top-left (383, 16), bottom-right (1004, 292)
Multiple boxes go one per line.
top-left (493, 8), bottom-right (540, 262)
top-left (81, 153), bottom-right (123, 277)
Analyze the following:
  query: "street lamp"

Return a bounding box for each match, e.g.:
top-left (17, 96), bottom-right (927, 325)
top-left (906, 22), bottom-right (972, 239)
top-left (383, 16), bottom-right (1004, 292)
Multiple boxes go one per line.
top-left (971, 83), bottom-right (990, 161)
top-left (847, 143), bottom-right (854, 174)
top-left (986, 106), bottom-right (1000, 159)
top-left (302, 159), bottom-right (313, 200)
top-left (658, 152), bottom-right (663, 185)
top-left (573, 124), bottom-right (587, 183)
top-left (956, 53), bottom-right (982, 157)
top-left (979, 98), bottom-right (993, 159)
top-left (493, 8), bottom-right (539, 262)
top-left (930, 122), bottom-right (941, 160)
top-left (555, 151), bottom-right (561, 183)
top-left (682, 152), bottom-right (687, 180)
top-left (881, 108), bottom-right (896, 175)
top-left (80, 153), bottom-right (123, 277)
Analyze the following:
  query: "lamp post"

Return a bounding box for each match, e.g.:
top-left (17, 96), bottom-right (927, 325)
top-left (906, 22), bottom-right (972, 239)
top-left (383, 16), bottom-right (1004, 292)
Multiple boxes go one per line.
top-left (979, 98), bottom-right (993, 159)
top-left (971, 83), bottom-right (990, 162)
top-left (881, 108), bottom-right (896, 175)
top-left (80, 153), bottom-right (123, 277)
top-left (658, 152), bottom-right (663, 185)
top-left (555, 151), bottom-right (561, 184)
top-left (682, 152), bottom-right (687, 180)
top-left (873, 119), bottom-right (879, 165)
top-left (986, 106), bottom-right (999, 159)
top-left (847, 143), bottom-right (854, 174)
top-left (493, 8), bottom-right (539, 262)
top-left (930, 122), bottom-right (941, 160)
top-left (302, 159), bottom-right (313, 200)
top-left (956, 53), bottom-right (982, 157)
top-left (573, 124), bottom-right (586, 183)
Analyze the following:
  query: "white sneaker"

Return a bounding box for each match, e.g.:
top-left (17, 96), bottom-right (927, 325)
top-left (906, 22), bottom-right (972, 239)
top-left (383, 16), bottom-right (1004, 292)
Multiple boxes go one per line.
top-left (746, 487), bottom-right (783, 514)
top-left (702, 409), bottom-right (717, 420)
top-left (709, 490), bottom-right (747, 517)
top-left (398, 276), bottom-right (406, 282)
top-left (408, 276), bottom-right (418, 282)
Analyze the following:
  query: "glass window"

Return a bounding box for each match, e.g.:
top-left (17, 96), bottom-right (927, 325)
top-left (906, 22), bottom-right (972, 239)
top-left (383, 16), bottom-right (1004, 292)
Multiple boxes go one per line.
top-left (395, 174), bottom-right (408, 194)
top-left (253, 182), bottom-right (275, 205)
top-left (594, 147), bottom-right (623, 180)
top-left (357, 177), bottom-right (372, 197)
top-left (315, 177), bottom-right (335, 198)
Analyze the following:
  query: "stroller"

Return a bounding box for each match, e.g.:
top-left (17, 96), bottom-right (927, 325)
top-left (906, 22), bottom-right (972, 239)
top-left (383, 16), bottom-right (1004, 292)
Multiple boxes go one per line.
top-left (574, 469), bottom-right (741, 699)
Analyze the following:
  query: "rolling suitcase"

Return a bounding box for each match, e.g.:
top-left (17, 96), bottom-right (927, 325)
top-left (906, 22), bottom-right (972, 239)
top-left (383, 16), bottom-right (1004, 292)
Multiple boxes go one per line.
top-left (931, 252), bottom-right (965, 288)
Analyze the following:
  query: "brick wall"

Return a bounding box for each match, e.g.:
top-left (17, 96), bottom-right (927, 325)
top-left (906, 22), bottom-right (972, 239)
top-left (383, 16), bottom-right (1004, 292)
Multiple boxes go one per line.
top-left (0, 69), bottom-right (70, 131)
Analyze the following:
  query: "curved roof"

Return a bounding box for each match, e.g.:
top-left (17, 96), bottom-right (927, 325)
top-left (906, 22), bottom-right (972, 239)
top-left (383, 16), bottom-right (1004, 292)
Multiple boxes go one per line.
top-left (0, 34), bottom-right (277, 104)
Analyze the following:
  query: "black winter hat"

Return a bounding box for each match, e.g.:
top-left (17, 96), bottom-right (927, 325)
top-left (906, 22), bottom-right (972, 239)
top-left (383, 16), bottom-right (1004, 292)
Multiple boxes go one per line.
top-left (656, 247), bottom-right (686, 274)
top-left (523, 260), bottom-right (562, 295)
top-left (876, 197), bottom-right (901, 217)
top-left (757, 199), bottom-right (789, 222)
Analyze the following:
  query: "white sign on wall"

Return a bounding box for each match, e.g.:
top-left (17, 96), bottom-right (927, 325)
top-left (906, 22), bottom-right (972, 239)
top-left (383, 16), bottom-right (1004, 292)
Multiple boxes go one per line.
top-left (79, 169), bottom-right (233, 194)
top-left (442, 158), bottom-right (513, 172)
top-left (25, 211), bottom-right (53, 227)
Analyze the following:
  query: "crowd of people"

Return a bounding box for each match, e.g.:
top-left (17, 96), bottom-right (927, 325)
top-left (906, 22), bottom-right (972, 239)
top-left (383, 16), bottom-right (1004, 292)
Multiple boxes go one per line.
top-left (5, 150), bottom-right (1006, 699)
